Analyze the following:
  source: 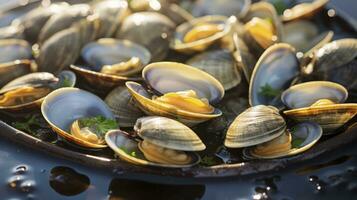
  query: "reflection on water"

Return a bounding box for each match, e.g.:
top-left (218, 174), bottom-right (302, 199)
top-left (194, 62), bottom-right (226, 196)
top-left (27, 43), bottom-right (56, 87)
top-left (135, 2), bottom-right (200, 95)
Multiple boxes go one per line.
top-left (108, 179), bottom-right (205, 200)
top-left (49, 166), bottom-right (90, 196)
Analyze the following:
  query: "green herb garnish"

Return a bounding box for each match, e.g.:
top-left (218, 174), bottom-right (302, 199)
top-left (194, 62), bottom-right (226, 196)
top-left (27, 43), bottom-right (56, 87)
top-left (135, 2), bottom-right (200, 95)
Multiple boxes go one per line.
top-left (292, 138), bottom-right (304, 148)
top-left (78, 116), bottom-right (118, 136)
top-left (13, 115), bottom-right (41, 135)
top-left (200, 156), bottom-right (218, 166)
top-left (61, 77), bottom-right (72, 87)
top-left (259, 84), bottom-right (282, 98)
top-left (120, 147), bottom-right (137, 157)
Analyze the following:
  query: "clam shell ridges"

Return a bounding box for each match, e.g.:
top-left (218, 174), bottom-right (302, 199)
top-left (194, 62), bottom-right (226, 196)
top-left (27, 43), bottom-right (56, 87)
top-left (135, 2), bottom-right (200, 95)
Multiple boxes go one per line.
top-left (226, 105), bottom-right (286, 147)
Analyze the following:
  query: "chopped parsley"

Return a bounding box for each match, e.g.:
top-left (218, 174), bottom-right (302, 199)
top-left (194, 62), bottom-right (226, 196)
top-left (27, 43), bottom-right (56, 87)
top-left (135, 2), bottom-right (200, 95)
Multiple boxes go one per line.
top-left (119, 147), bottom-right (137, 158)
top-left (200, 155), bottom-right (218, 166)
top-left (292, 138), bottom-right (304, 148)
top-left (13, 115), bottom-right (41, 135)
top-left (259, 84), bottom-right (282, 98)
top-left (78, 116), bottom-right (118, 137)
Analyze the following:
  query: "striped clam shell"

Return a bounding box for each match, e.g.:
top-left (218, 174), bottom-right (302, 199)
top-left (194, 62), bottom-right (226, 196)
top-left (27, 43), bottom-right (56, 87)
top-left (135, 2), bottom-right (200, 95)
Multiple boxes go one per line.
top-left (225, 105), bottom-right (286, 148)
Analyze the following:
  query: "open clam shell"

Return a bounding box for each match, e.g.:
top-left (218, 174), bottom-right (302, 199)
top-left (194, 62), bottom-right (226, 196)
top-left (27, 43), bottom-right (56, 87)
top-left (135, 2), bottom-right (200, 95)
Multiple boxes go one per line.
top-left (244, 122), bottom-right (322, 159)
top-left (186, 49), bottom-right (241, 90)
top-left (41, 88), bottom-right (114, 149)
top-left (281, 81), bottom-right (348, 109)
top-left (0, 59), bottom-right (33, 88)
top-left (104, 86), bottom-right (144, 127)
top-left (170, 15), bottom-right (234, 53)
top-left (0, 71), bottom-right (76, 111)
top-left (282, 0), bottom-right (329, 22)
top-left (249, 43), bottom-right (300, 108)
top-left (143, 62), bottom-right (225, 104)
top-left (126, 81), bottom-right (222, 126)
top-left (225, 105), bottom-right (286, 148)
top-left (105, 129), bottom-right (201, 168)
top-left (191, 0), bottom-right (251, 19)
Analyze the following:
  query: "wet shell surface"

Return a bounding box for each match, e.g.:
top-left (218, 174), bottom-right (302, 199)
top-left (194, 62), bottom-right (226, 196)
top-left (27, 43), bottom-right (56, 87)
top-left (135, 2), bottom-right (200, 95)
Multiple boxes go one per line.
top-left (244, 122), bottom-right (322, 159)
top-left (105, 129), bottom-right (201, 168)
top-left (282, 0), bottom-right (329, 22)
top-left (41, 88), bottom-right (114, 148)
top-left (249, 43), bottom-right (300, 108)
top-left (186, 49), bottom-right (241, 90)
top-left (281, 81), bottom-right (348, 109)
top-left (0, 60), bottom-right (33, 88)
top-left (225, 105), bottom-right (286, 148)
top-left (104, 86), bottom-right (144, 127)
top-left (0, 39), bottom-right (32, 63)
top-left (191, 0), bottom-right (251, 18)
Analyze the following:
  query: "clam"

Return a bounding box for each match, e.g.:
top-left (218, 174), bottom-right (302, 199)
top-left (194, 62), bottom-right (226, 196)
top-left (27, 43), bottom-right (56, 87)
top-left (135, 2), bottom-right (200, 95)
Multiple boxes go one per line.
top-left (105, 116), bottom-right (205, 168)
top-left (225, 105), bottom-right (286, 148)
top-left (0, 39), bottom-right (32, 63)
top-left (115, 12), bottom-right (175, 61)
top-left (129, 0), bottom-right (193, 25)
top-left (249, 43), bottom-right (300, 108)
top-left (126, 62), bottom-right (224, 126)
top-left (0, 60), bottom-right (33, 88)
top-left (282, 0), bottom-right (329, 22)
top-left (0, 71), bottom-right (76, 112)
top-left (242, 1), bottom-right (284, 55)
top-left (104, 86), bottom-right (145, 127)
top-left (171, 15), bottom-right (234, 54)
top-left (70, 38), bottom-right (150, 91)
top-left (232, 32), bottom-right (257, 82)
top-left (191, 0), bottom-right (251, 19)
top-left (244, 122), bottom-right (322, 159)
top-left (186, 49), bottom-right (241, 90)
top-left (37, 15), bottom-right (100, 74)
top-left (0, 25), bottom-right (24, 40)
top-left (282, 81), bottom-right (357, 134)
top-left (303, 39), bottom-right (357, 96)
top-left (92, 0), bottom-right (130, 38)
top-left (38, 4), bottom-right (92, 44)
top-left (282, 20), bottom-right (333, 54)
top-left (18, 3), bottom-right (69, 43)
top-left (41, 88), bottom-right (115, 149)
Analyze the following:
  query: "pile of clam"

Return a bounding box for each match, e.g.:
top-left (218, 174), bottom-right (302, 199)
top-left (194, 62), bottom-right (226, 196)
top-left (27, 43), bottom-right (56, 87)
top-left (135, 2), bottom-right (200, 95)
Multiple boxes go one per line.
top-left (0, 0), bottom-right (356, 168)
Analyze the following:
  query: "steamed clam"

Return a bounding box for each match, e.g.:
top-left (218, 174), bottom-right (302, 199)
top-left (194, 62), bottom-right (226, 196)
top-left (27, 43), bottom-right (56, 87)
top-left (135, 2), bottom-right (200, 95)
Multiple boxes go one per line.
top-left (225, 105), bottom-right (286, 148)
top-left (171, 15), bottom-right (235, 53)
top-left (241, 1), bottom-right (283, 55)
top-left (70, 38), bottom-right (150, 91)
top-left (115, 12), bottom-right (175, 61)
top-left (105, 116), bottom-right (205, 167)
top-left (0, 71), bottom-right (76, 111)
top-left (282, 81), bottom-right (357, 134)
top-left (249, 43), bottom-right (300, 108)
top-left (41, 88), bottom-right (116, 148)
top-left (0, 39), bottom-right (32, 63)
top-left (0, 60), bottom-right (33, 88)
top-left (191, 0), bottom-right (251, 19)
top-left (244, 122), bottom-right (322, 159)
top-left (282, 0), bottom-right (329, 22)
top-left (126, 62), bottom-right (224, 126)
top-left (186, 49), bottom-right (241, 90)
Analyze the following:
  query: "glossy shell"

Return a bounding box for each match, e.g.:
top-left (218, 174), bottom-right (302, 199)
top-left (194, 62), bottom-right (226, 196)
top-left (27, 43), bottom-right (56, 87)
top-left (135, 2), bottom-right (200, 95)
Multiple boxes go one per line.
top-left (0, 71), bottom-right (76, 111)
top-left (116, 12), bottom-right (175, 61)
top-left (171, 15), bottom-right (233, 53)
top-left (105, 129), bottom-right (201, 168)
top-left (104, 86), bottom-right (144, 127)
top-left (225, 105), bottom-right (286, 148)
top-left (245, 122), bottom-right (322, 159)
top-left (126, 81), bottom-right (222, 126)
top-left (143, 62), bottom-right (225, 104)
top-left (0, 60), bottom-right (32, 88)
top-left (191, 0), bottom-right (251, 18)
top-left (0, 39), bottom-right (32, 63)
top-left (282, 0), bottom-right (329, 22)
top-left (81, 38), bottom-right (151, 70)
top-left (281, 81), bottom-right (348, 109)
top-left (41, 88), bottom-right (114, 148)
top-left (249, 43), bottom-right (299, 108)
top-left (186, 49), bottom-right (241, 90)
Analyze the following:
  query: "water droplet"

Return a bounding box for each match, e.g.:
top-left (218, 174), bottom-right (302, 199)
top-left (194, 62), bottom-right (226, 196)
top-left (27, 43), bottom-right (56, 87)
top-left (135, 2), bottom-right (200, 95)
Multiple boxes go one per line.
top-left (309, 175), bottom-right (318, 182)
top-left (8, 175), bottom-right (25, 189)
top-left (13, 165), bottom-right (28, 175)
top-left (20, 180), bottom-right (36, 193)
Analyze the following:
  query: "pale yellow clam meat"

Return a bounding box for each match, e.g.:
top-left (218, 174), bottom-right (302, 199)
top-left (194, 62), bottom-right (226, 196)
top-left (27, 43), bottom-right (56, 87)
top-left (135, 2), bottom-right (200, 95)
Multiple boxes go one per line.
top-left (244, 17), bottom-right (276, 49)
top-left (183, 23), bottom-right (223, 43)
top-left (138, 140), bottom-right (192, 165)
top-left (152, 90), bottom-right (214, 114)
top-left (100, 57), bottom-right (142, 76)
top-left (70, 120), bottom-right (105, 145)
top-left (0, 86), bottom-right (51, 107)
top-left (252, 131), bottom-right (292, 156)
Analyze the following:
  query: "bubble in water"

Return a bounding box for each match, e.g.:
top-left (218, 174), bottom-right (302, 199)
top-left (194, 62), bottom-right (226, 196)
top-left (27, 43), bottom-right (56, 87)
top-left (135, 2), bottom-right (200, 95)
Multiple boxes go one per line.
top-left (8, 175), bottom-right (25, 189)
top-left (309, 175), bottom-right (318, 182)
top-left (20, 180), bottom-right (36, 193)
top-left (12, 165), bottom-right (29, 175)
